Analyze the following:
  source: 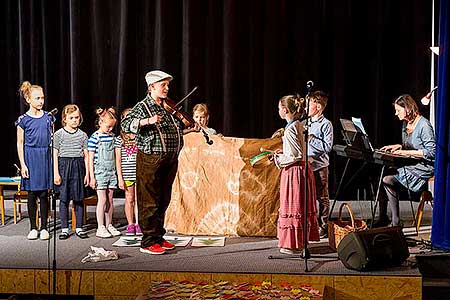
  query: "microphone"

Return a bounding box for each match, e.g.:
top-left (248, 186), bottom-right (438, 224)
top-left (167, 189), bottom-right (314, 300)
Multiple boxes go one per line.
top-left (306, 80), bottom-right (314, 89)
top-left (48, 108), bottom-right (59, 116)
top-left (421, 86), bottom-right (438, 105)
top-left (13, 163), bottom-right (21, 175)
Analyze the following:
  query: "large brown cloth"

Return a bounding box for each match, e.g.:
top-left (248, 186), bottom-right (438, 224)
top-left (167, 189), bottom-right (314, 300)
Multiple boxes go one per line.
top-left (165, 133), bottom-right (282, 236)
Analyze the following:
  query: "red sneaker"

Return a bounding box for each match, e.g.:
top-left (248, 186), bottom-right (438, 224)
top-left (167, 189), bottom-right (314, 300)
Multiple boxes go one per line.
top-left (140, 244), bottom-right (166, 255)
top-left (161, 239), bottom-right (176, 250)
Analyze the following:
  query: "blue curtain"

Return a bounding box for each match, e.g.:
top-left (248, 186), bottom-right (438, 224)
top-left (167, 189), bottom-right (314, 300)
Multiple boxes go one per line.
top-left (431, 0), bottom-right (450, 251)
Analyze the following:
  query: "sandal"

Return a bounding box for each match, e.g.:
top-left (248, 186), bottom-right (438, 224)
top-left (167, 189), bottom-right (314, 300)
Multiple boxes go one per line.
top-left (76, 231), bottom-right (88, 239)
top-left (59, 232), bottom-right (70, 240)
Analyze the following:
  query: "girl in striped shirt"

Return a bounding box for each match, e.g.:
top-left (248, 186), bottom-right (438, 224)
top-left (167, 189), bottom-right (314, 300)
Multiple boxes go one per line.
top-left (53, 104), bottom-right (89, 239)
top-left (88, 107), bottom-right (121, 238)
top-left (116, 108), bottom-right (141, 236)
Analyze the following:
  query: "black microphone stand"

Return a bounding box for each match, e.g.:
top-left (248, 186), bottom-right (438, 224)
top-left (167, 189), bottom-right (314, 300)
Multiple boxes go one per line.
top-left (47, 112), bottom-right (58, 297)
top-left (301, 82), bottom-right (313, 271)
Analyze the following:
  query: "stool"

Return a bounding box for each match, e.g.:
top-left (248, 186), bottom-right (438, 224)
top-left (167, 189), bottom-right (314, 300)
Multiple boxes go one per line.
top-left (0, 186), bottom-right (5, 225)
top-left (414, 177), bottom-right (434, 233)
top-left (71, 195), bottom-right (98, 230)
top-left (13, 190), bottom-right (39, 227)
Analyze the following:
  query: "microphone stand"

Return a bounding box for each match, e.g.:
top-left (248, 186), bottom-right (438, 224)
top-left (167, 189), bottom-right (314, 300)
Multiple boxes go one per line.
top-left (47, 113), bottom-right (57, 297)
top-left (301, 83), bottom-right (313, 271)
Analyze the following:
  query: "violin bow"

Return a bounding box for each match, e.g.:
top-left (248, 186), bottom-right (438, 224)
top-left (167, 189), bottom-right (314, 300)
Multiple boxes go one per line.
top-left (174, 86), bottom-right (199, 108)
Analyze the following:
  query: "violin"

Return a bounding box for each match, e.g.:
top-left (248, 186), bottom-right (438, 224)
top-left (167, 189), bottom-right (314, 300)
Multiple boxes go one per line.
top-left (160, 86), bottom-right (213, 145)
top-left (162, 97), bottom-right (195, 128)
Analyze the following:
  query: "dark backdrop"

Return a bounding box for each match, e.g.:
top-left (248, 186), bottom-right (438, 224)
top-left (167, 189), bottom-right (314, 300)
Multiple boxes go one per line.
top-left (1, 0), bottom-right (433, 196)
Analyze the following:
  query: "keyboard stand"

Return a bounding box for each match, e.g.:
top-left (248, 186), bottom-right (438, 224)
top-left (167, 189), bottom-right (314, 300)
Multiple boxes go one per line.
top-left (328, 158), bottom-right (376, 222)
top-left (370, 164), bottom-right (386, 228)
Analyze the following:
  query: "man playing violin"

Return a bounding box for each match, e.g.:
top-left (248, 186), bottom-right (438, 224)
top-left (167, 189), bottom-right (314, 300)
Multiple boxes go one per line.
top-left (121, 70), bottom-right (197, 255)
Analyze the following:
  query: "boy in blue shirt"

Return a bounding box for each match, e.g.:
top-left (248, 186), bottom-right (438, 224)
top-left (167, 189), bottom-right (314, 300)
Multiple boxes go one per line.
top-left (307, 91), bottom-right (333, 238)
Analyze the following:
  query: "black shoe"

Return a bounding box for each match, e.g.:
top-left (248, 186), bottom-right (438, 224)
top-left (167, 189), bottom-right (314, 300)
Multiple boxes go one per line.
top-left (372, 217), bottom-right (390, 228)
top-left (319, 227), bottom-right (328, 238)
top-left (76, 231), bottom-right (89, 239)
top-left (390, 220), bottom-right (404, 228)
top-left (59, 232), bottom-right (70, 240)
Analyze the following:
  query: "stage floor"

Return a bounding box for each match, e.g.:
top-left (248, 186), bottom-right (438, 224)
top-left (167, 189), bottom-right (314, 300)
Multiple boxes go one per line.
top-left (0, 195), bottom-right (432, 299)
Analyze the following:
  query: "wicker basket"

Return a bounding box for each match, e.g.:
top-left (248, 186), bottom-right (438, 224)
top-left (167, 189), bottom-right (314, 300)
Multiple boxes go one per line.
top-left (328, 203), bottom-right (367, 250)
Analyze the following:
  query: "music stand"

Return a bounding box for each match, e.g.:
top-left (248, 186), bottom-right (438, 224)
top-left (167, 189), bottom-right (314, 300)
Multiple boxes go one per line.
top-left (340, 118), bottom-right (373, 153)
top-left (329, 119), bottom-right (375, 219)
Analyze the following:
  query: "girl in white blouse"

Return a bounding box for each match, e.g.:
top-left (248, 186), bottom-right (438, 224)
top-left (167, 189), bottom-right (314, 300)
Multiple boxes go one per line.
top-left (273, 95), bottom-right (320, 255)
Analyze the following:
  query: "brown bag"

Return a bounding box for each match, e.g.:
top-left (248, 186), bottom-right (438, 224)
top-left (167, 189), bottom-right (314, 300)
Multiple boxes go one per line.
top-left (328, 203), bottom-right (367, 250)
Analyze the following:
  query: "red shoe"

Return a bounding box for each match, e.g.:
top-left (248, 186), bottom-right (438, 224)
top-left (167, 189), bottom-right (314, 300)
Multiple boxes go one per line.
top-left (140, 244), bottom-right (166, 255)
top-left (161, 239), bottom-right (176, 250)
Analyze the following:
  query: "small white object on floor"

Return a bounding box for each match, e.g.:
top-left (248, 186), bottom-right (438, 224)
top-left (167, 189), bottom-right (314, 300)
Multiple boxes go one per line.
top-left (112, 236), bottom-right (142, 247)
top-left (163, 235), bottom-right (192, 247)
top-left (191, 236), bottom-right (225, 247)
top-left (81, 246), bottom-right (119, 263)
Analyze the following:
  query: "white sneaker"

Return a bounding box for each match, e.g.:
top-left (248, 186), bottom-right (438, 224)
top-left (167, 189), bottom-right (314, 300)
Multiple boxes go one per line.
top-left (107, 224), bottom-right (121, 237)
top-left (27, 229), bottom-right (39, 240)
top-left (96, 225), bottom-right (112, 238)
top-left (40, 229), bottom-right (50, 240)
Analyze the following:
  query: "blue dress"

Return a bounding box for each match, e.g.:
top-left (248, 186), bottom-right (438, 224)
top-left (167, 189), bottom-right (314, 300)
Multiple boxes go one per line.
top-left (15, 112), bottom-right (54, 191)
top-left (394, 116), bottom-right (436, 192)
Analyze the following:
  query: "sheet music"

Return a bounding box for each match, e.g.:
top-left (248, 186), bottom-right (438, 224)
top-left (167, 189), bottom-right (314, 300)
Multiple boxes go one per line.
top-left (352, 117), bottom-right (367, 135)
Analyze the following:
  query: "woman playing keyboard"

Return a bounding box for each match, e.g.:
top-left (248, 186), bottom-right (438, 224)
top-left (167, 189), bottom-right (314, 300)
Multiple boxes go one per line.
top-left (374, 94), bottom-right (435, 227)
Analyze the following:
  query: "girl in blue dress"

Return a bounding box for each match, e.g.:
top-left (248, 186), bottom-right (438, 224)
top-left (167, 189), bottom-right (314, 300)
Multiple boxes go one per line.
top-left (16, 81), bottom-right (54, 240)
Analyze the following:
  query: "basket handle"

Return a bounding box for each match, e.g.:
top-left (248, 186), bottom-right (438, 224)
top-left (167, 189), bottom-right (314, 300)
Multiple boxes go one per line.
top-left (337, 202), bottom-right (355, 228)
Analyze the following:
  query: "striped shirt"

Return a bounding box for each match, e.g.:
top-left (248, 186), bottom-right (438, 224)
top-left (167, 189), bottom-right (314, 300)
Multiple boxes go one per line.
top-left (53, 128), bottom-right (88, 157)
top-left (120, 95), bottom-right (184, 154)
top-left (115, 136), bottom-right (137, 181)
top-left (87, 131), bottom-right (118, 163)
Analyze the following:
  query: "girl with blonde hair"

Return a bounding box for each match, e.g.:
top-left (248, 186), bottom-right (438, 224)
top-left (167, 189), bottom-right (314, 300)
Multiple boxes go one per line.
top-left (87, 107), bottom-right (122, 238)
top-left (53, 104), bottom-right (89, 239)
top-left (273, 95), bottom-right (320, 254)
top-left (15, 81), bottom-right (53, 240)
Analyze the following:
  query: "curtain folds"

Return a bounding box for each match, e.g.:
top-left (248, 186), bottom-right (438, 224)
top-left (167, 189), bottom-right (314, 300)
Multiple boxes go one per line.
top-left (431, 0), bottom-right (450, 251)
top-left (1, 0), bottom-right (432, 195)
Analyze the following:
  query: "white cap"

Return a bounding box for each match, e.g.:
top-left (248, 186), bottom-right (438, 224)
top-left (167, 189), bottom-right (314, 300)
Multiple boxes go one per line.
top-left (145, 70), bottom-right (173, 86)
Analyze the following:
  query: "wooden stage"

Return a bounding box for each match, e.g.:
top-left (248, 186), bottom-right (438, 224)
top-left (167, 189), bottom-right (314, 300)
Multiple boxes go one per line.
top-left (0, 193), bottom-right (430, 299)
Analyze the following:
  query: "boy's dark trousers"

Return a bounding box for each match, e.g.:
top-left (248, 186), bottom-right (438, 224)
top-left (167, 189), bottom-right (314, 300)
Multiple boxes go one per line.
top-left (137, 151), bottom-right (178, 248)
top-left (314, 166), bottom-right (329, 229)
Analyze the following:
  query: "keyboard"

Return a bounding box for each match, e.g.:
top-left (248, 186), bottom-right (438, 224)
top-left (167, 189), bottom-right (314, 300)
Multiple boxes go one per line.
top-left (334, 145), bottom-right (420, 167)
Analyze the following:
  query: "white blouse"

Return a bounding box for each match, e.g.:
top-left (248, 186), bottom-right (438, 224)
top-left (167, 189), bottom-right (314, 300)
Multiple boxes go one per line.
top-left (274, 120), bottom-right (306, 168)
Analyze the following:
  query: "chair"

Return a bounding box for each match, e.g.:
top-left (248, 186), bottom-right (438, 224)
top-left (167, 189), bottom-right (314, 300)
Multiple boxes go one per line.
top-left (71, 195), bottom-right (98, 230)
top-left (13, 186), bottom-right (39, 227)
top-left (414, 177), bottom-right (434, 233)
top-left (0, 186), bottom-right (5, 225)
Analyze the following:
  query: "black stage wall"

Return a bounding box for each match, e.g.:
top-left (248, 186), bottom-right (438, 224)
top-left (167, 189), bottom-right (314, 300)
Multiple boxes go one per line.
top-left (0, 0), bottom-right (433, 193)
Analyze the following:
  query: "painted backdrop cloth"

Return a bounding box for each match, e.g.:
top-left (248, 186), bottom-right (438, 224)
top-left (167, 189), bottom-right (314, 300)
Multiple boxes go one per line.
top-left (165, 133), bottom-right (282, 236)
